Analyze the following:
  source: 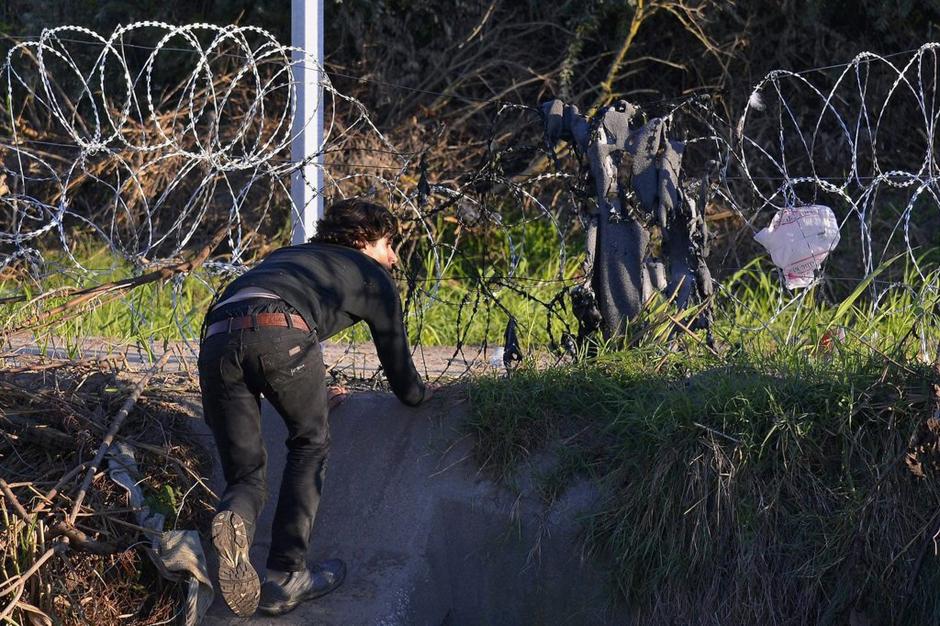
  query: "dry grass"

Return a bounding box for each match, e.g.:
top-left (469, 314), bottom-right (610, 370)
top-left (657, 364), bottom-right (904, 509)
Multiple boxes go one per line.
top-left (0, 356), bottom-right (215, 625)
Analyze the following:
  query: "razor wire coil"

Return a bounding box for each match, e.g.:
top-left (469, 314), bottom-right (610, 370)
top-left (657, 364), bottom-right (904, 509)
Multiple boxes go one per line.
top-left (2, 24), bottom-right (940, 376)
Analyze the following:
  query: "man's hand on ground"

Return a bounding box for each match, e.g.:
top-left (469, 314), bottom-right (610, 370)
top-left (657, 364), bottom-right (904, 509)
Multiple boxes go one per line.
top-left (422, 383), bottom-right (440, 403)
top-left (327, 385), bottom-right (348, 410)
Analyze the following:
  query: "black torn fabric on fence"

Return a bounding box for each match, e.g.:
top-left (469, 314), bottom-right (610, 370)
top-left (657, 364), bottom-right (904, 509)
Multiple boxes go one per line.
top-left (540, 97), bottom-right (714, 343)
top-left (502, 317), bottom-right (525, 369)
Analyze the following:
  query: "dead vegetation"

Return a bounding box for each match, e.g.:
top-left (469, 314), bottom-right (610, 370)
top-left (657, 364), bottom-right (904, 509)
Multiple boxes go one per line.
top-left (0, 354), bottom-right (214, 625)
top-left (906, 393), bottom-right (940, 480)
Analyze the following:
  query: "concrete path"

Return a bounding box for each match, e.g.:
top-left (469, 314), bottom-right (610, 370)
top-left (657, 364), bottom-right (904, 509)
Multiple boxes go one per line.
top-left (196, 390), bottom-right (626, 626)
top-left (2, 333), bottom-right (493, 379)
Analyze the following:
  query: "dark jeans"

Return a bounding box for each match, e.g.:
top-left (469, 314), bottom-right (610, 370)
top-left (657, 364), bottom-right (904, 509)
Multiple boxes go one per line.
top-left (198, 299), bottom-right (328, 572)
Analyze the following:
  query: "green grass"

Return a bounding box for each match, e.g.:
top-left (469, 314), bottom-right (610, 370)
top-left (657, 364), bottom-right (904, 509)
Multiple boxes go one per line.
top-left (0, 222), bottom-right (583, 349)
top-left (0, 241), bottom-right (217, 355)
top-left (466, 267), bottom-right (940, 625)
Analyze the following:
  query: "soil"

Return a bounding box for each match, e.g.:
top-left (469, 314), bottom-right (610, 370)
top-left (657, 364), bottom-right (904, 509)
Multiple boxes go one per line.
top-left (906, 387), bottom-right (940, 479)
top-left (2, 332), bottom-right (497, 380)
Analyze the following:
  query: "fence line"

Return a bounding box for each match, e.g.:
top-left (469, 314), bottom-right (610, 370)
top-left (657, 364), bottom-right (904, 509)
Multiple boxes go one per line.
top-left (1, 23), bottom-right (939, 378)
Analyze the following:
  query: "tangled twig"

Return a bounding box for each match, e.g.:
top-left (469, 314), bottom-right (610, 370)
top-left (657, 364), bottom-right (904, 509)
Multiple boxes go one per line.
top-left (67, 349), bottom-right (173, 525)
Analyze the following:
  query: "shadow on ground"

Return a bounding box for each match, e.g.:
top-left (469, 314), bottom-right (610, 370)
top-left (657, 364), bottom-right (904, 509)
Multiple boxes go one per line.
top-left (193, 388), bottom-right (626, 625)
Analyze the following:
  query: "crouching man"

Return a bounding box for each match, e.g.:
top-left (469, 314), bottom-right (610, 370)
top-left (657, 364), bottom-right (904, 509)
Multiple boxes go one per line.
top-left (198, 199), bottom-right (432, 617)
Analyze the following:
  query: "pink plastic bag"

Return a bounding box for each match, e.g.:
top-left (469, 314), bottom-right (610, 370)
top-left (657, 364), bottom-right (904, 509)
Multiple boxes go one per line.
top-left (754, 205), bottom-right (840, 288)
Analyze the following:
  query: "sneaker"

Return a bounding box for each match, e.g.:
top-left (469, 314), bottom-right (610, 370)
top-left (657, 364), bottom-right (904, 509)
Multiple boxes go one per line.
top-left (211, 510), bottom-right (260, 616)
top-left (258, 559), bottom-right (347, 616)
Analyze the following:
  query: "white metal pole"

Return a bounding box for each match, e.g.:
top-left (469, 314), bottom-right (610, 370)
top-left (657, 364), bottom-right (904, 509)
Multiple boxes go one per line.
top-left (291, 0), bottom-right (324, 245)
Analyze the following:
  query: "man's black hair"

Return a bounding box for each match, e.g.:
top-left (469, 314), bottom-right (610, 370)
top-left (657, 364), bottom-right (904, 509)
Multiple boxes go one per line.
top-left (309, 198), bottom-right (398, 249)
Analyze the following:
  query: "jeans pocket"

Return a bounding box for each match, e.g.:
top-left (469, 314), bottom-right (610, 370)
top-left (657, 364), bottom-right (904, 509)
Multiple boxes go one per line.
top-left (258, 335), bottom-right (319, 388)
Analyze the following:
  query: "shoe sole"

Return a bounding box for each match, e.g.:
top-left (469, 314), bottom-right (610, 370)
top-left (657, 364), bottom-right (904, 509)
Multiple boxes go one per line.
top-left (257, 567), bottom-right (347, 616)
top-left (212, 511), bottom-right (260, 617)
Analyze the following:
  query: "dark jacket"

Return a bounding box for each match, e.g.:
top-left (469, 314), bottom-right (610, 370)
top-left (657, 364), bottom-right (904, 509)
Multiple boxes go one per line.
top-left (219, 242), bottom-right (426, 405)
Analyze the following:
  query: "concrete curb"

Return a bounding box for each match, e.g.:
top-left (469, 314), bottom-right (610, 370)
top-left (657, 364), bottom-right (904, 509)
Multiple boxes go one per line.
top-left (195, 390), bottom-right (627, 625)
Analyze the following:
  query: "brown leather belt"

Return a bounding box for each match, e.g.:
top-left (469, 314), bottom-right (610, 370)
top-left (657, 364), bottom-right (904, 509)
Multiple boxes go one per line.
top-left (204, 313), bottom-right (310, 339)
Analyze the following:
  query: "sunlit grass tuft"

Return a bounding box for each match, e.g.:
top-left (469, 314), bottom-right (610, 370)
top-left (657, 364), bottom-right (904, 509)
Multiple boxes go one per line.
top-left (466, 259), bottom-right (940, 625)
